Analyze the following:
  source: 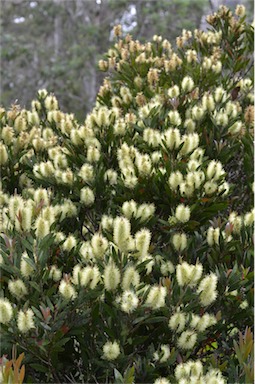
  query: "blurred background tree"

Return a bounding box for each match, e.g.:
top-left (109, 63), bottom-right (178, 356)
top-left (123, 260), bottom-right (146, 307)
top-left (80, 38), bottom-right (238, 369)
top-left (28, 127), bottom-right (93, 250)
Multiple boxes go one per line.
top-left (0, 0), bottom-right (253, 121)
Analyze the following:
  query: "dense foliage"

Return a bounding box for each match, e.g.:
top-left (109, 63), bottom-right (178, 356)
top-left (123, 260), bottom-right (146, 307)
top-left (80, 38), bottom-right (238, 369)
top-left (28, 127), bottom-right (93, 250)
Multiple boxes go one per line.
top-left (0, 4), bottom-right (254, 383)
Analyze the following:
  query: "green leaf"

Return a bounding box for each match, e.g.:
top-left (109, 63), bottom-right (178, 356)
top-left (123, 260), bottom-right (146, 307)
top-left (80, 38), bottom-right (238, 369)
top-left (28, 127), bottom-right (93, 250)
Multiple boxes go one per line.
top-left (23, 257), bottom-right (36, 271)
top-left (29, 281), bottom-right (41, 293)
top-left (30, 363), bottom-right (49, 373)
top-left (114, 368), bottom-right (124, 383)
top-left (123, 366), bottom-right (135, 384)
top-left (143, 316), bottom-right (167, 324)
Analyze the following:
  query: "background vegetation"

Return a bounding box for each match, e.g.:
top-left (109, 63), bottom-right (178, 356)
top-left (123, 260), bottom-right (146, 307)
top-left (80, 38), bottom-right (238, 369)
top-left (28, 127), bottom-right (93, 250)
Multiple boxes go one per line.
top-left (0, 0), bottom-right (253, 119)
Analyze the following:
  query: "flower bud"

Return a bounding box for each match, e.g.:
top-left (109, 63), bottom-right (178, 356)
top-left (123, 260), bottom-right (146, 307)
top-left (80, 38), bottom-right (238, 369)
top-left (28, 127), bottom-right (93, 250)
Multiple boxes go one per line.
top-left (72, 265), bottom-right (84, 285)
top-left (190, 147), bottom-right (204, 162)
top-left (120, 87), bottom-right (132, 104)
top-left (239, 78), bottom-right (252, 92)
top-left (187, 160), bottom-right (200, 172)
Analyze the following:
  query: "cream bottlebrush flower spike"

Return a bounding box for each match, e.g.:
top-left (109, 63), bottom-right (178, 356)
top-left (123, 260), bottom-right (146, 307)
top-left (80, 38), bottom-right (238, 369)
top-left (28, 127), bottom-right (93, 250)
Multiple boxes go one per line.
top-left (104, 262), bottom-right (121, 291)
top-left (0, 298), bottom-right (13, 324)
top-left (17, 308), bottom-right (35, 333)
top-left (113, 216), bottom-right (131, 252)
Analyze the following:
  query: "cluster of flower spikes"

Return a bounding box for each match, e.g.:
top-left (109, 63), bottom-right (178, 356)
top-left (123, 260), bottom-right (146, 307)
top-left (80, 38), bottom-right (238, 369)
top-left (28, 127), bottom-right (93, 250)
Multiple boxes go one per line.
top-left (1, 99), bottom-right (253, 379)
top-left (97, 5), bottom-right (253, 134)
top-left (0, 4), bottom-right (254, 382)
top-left (155, 359), bottom-right (225, 384)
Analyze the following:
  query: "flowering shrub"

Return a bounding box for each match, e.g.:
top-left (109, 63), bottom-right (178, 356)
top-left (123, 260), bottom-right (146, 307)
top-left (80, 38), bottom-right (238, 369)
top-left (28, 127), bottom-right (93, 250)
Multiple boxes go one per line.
top-left (0, 4), bottom-right (254, 383)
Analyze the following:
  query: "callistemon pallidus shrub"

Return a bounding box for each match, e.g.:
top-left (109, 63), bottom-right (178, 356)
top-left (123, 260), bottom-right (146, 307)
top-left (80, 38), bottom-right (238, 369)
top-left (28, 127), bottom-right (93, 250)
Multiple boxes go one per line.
top-left (0, 5), bottom-right (253, 384)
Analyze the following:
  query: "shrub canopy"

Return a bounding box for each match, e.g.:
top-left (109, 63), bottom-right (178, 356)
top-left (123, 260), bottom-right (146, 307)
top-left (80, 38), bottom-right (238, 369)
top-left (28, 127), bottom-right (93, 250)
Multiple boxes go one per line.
top-left (0, 4), bottom-right (254, 384)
